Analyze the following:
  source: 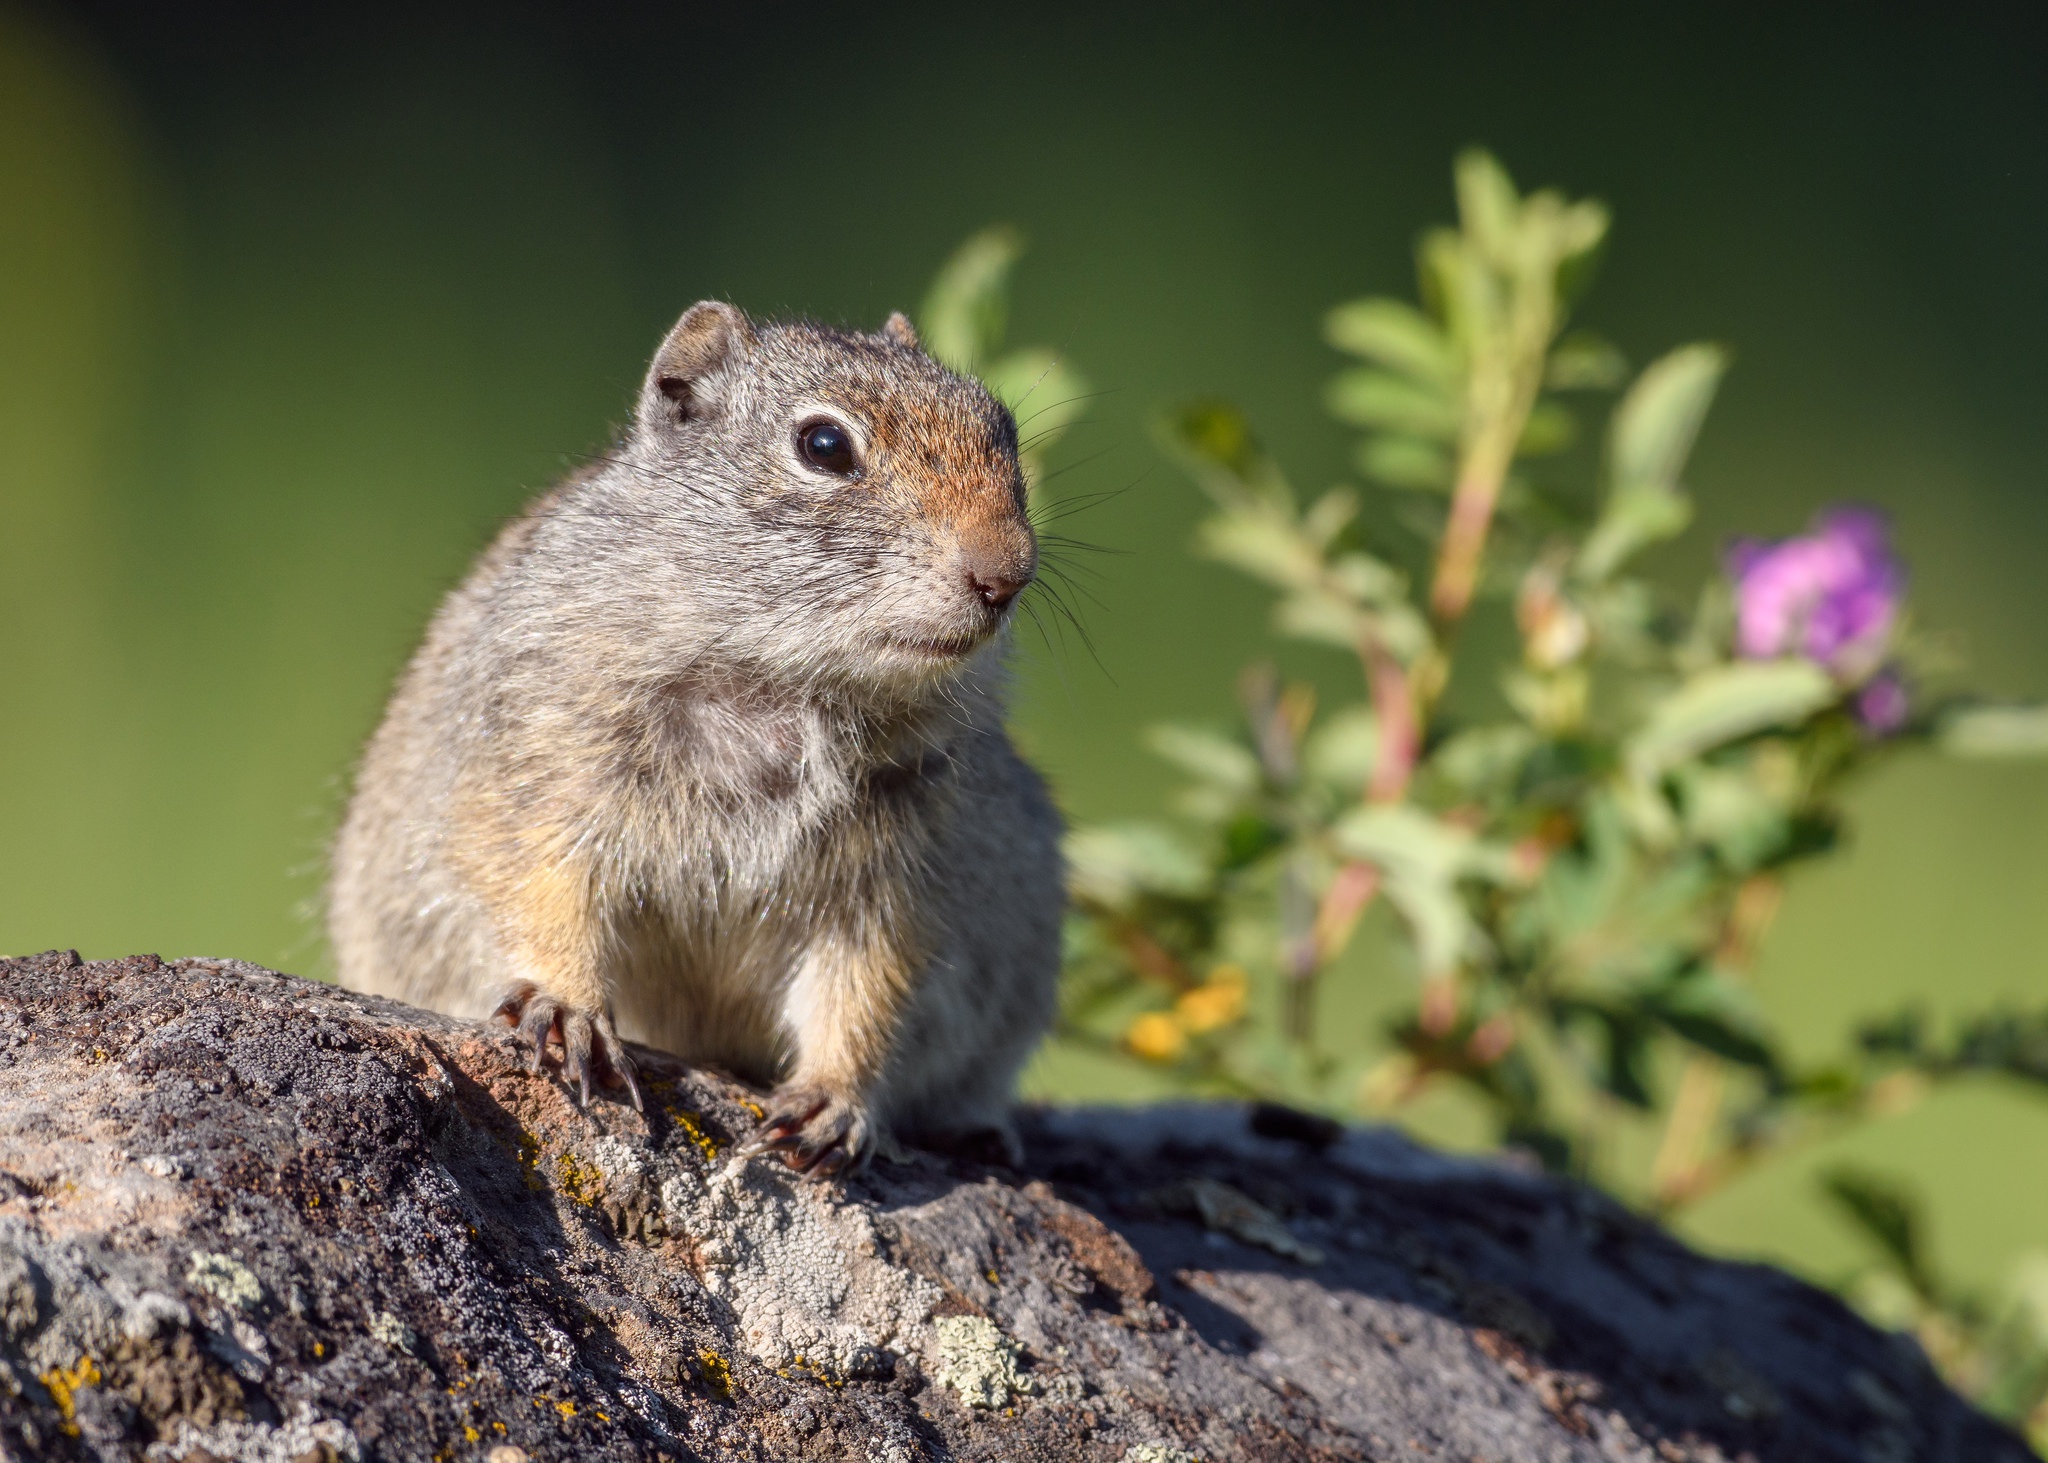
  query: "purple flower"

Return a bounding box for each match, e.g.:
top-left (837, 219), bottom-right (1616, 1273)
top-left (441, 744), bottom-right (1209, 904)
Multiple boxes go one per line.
top-left (1725, 507), bottom-right (1904, 673)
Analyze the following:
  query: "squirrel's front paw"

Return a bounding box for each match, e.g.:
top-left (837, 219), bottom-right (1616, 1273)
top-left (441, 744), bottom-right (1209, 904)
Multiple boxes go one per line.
top-left (493, 980), bottom-right (643, 1112)
top-left (749, 1084), bottom-right (875, 1177)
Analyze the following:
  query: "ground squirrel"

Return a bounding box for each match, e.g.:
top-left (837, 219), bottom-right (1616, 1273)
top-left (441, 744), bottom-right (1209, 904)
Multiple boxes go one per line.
top-left (329, 302), bottom-right (1064, 1174)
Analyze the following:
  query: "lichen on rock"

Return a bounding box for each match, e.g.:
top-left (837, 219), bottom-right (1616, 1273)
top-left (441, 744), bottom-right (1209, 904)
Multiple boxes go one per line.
top-left (144, 1399), bottom-right (359, 1462)
top-left (659, 1144), bottom-right (940, 1378)
top-left (182, 1253), bottom-right (262, 1315)
top-left (931, 1315), bottom-right (1033, 1410)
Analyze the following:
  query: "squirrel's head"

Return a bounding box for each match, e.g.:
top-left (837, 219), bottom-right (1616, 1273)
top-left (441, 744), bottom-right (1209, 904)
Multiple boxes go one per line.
top-left (614, 300), bottom-right (1036, 697)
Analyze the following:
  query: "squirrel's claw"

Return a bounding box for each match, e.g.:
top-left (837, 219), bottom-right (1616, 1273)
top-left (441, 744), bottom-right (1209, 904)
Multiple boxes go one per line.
top-left (494, 981), bottom-right (643, 1113)
top-left (498, 986), bottom-right (562, 1075)
top-left (750, 1084), bottom-right (873, 1176)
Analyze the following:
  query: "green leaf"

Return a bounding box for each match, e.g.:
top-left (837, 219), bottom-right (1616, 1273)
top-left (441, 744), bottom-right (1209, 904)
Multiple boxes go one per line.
top-left (1356, 435), bottom-right (1453, 491)
top-left (1274, 589), bottom-right (1368, 647)
top-left (1523, 791), bottom-right (1634, 946)
top-left (1549, 204), bottom-right (1611, 301)
top-left (1159, 401), bottom-right (1290, 509)
top-left (1626, 661), bottom-right (1837, 782)
top-left (1326, 551), bottom-right (1408, 606)
top-left (1064, 823), bottom-right (1212, 907)
top-left (1323, 299), bottom-right (1459, 386)
top-left (1600, 1017), bottom-right (1657, 1108)
top-left (1546, 332), bottom-right (1628, 390)
top-left (918, 226), bottom-right (1024, 371)
top-left (1518, 399), bottom-right (1577, 456)
top-left (1194, 509), bottom-right (1318, 589)
top-left (1334, 805), bottom-right (1519, 976)
top-left (1300, 488), bottom-right (1361, 548)
top-left (1371, 601), bottom-right (1436, 663)
top-left (1578, 344), bottom-right (1728, 580)
top-left (1454, 149), bottom-right (1521, 264)
top-left (982, 347), bottom-right (1090, 456)
top-left (1554, 998), bottom-right (1657, 1109)
top-left (1335, 801), bottom-right (1495, 879)
top-left (1380, 871), bottom-right (1476, 979)
top-left (1643, 974), bottom-right (1782, 1078)
top-left (1610, 344), bottom-right (1728, 489)
top-left (1302, 705), bottom-right (1380, 793)
top-left (1325, 369), bottom-right (1461, 439)
top-left (1670, 763), bottom-right (1795, 871)
top-left (1427, 724), bottom-right (1539, 800)
top-left (1578, 483), bottom-right (1695, 582)
top-left (1416, 226), bottom-right (1477, 340)
top-left (1820, 1166), bottom-right (1938, 1300)
top-left (1938, 704), bottom-right (2048, 758)
top-left (1146, 725), bottom-right (1262, 795)
top-left (1220, 812), bottom-right (1288, 871)
top-left (1945, 1007), bottom-right (2048, 1086)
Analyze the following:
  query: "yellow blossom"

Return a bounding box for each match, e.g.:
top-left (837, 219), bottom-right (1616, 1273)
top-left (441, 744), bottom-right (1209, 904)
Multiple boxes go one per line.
top-left (1126, 1011), bottom-right (1188, 1063)
top-left (1175, 965), bottom-right (1249, 1033)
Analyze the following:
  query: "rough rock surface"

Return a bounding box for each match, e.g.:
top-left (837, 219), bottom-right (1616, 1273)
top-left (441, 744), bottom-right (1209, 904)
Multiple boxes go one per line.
top-left (0, 951), bottom-right (2028, 1463)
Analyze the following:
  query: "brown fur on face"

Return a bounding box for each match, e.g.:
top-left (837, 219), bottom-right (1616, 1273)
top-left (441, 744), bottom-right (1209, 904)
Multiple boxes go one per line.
top-left (328, 303), bottom-right (1065, 1171)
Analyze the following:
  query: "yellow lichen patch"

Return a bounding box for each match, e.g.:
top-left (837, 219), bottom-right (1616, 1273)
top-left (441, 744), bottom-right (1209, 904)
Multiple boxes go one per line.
top-left (665, 1106), bottom-right (723, 1163)
top-left (776, 1354), bottom-right (847, 1390)
top-left (464, 1426), bottom-right (481, 1443)
top-left (696, 1348), bottom-right (735, 1402)
top-left (510, 1130), bottom-right (545, 1193)
top-left (736, 1097), bottom-right (765, 1121)
top-left (554, 1400), bottom-right (577, 1419)
top-left (554, 1152), bottom-right (604, 1206)
top-left (40, 1355), bottom-right (100, 1435)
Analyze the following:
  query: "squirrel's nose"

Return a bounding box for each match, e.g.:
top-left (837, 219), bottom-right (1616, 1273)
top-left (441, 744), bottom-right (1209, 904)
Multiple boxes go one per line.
top-left (961, 519), bottom-right (1036, 610)
top-left (968, 567), bottom-right (1027, 609)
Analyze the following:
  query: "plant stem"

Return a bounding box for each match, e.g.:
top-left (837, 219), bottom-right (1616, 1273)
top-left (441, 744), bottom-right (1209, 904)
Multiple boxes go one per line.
top-left (1310, 276), bottom-right (1553, 978)
top-left (1102, 913), bottom-right (1195, 991)
top-left (1364, 636), bottom-right (1419, 805)
top-left (1281, 853), bottom-right (1319, 1042)
top-left (1310, 860), bottom-right (1383, 967)
top-left (1430, 430), bottom-right (1519, 628)
top-left (1427, 263), bottom-right (1558, 635)
top-left (1649, 1058), bottom-right (1725, 1205)
top-left (1649, 876), bottom-right (1784, 1207)
top-left (1305, 633), bottom-right (1415, 970)
top-left (1299, 216), bottom-right (1565, 1067)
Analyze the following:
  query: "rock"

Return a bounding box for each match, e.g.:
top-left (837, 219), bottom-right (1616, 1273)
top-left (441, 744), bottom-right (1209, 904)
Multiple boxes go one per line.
top-left (0, 951), bottom-right (2029, 1462)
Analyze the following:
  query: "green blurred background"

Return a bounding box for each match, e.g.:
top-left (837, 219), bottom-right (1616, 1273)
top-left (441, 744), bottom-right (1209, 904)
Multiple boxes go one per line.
top-left (5, 3), bottom-right (2045, 1299)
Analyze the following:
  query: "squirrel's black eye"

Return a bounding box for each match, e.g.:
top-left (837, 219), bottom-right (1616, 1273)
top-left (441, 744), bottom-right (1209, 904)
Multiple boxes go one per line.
top-left (796, 419), bottom-right (858, 476)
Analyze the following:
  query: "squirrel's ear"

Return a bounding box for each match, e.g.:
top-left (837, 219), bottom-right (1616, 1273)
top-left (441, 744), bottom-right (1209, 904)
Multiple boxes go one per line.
top-left (881, 311), bottom-right (920, 350)
top-left (639, 301), bottom-right (754, 428)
